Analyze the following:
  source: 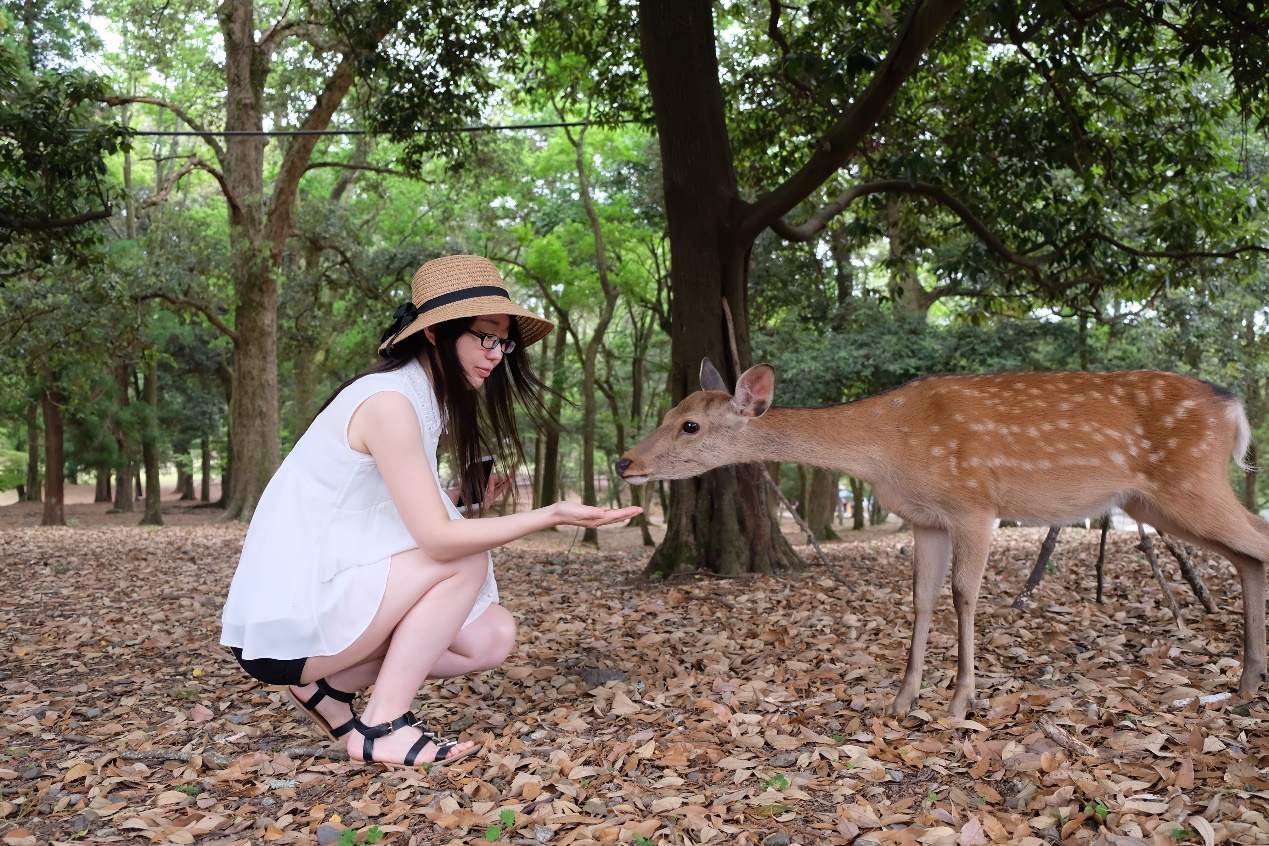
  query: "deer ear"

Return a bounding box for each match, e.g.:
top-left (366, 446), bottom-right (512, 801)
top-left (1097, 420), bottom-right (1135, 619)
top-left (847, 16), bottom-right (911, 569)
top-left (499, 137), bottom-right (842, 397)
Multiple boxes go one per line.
top-left (699, 357), bottom-right (729, 393)
top-left (732, 365), bottom-right (775, 418)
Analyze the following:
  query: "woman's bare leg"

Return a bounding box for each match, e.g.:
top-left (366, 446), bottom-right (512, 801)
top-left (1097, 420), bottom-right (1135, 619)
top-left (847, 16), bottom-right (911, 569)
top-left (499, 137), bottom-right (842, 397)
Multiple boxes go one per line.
top-left (297, 547), bottom-right (489, 763)
top-left (290, 603), bottom-right (516, 733)
top-left (428, 604), bottom-right (517, 678)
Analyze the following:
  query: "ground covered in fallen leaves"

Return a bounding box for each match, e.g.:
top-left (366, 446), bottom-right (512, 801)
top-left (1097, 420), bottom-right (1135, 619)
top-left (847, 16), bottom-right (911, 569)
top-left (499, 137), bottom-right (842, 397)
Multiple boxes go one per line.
top-left (1, 511), bottom-right (1267, 846)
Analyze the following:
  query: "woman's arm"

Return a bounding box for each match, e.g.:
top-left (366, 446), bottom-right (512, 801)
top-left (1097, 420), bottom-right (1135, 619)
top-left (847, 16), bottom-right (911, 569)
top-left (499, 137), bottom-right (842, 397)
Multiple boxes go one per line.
top-left (351, 391), bottom-right (640, 562)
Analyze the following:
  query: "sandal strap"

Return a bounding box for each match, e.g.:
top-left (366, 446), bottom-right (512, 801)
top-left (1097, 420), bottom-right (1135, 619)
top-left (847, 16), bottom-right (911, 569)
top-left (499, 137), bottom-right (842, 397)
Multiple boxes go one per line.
top-left (403, 731), bottom-right (438, 767)
top-left (354, 712), bottom-right (418, 763)
top-left (329, 717), bottom-right (356, 739)
top-left (315, 678), bottom-right (357, 704)
top-left (298, 678), bottom-right (356, 710)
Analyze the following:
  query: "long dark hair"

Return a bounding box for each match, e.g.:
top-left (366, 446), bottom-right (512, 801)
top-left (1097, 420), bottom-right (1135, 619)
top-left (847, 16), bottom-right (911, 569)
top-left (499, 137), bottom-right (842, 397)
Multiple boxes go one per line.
top-left (318, 315), bottom-right (552, 511)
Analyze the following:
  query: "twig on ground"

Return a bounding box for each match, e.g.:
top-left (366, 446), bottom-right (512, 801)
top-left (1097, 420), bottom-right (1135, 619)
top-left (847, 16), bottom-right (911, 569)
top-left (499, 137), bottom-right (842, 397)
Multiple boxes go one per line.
top-left (1037, 715), bottom-right (1100, 758)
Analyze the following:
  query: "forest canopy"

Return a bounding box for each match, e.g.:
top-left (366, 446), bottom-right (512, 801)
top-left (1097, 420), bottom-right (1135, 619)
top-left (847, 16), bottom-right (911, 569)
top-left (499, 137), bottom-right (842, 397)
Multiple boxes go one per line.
top-left (0, 0), bottom-right (1266, 567)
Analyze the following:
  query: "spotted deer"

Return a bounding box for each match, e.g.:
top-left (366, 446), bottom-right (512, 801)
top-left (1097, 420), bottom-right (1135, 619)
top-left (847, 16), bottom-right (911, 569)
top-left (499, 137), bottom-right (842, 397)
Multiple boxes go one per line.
top-left (615, 358), bottom-right (1269, 717)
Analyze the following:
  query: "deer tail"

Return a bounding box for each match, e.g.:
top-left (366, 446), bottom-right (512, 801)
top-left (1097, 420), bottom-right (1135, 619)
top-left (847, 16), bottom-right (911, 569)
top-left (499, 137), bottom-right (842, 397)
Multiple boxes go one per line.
top-left (1227, 401), bottom-right (1253, 472)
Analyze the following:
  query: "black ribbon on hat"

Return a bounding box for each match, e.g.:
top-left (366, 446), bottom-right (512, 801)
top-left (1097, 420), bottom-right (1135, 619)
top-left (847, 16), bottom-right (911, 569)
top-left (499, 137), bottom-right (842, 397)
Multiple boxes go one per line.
top-left (379, 301), bottom-right (420, 357)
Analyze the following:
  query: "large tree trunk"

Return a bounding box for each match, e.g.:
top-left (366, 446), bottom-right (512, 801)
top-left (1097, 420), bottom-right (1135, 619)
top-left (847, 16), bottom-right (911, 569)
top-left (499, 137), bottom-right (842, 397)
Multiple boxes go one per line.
top-left (40, 385), bottom-right (65, 526)
top-left (24, 400), bottom-right (40, 501)
top-left (218, 0), bottom-right (276, 521)
top-left (140, 360), bottom-right (163, 526)
top-left (640, 0), bottom-right (800, 576)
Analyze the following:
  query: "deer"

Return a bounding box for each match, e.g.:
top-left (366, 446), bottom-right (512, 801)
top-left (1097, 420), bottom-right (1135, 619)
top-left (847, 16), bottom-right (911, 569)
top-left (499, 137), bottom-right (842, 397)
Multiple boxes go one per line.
top-left (615, 358), bottom-right (1269, 718)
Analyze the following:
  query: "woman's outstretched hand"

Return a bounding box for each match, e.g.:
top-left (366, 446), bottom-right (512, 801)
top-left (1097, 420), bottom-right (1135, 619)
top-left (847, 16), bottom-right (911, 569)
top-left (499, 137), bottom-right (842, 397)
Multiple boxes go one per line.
top-left (550, 502), bottom-right (643, 528)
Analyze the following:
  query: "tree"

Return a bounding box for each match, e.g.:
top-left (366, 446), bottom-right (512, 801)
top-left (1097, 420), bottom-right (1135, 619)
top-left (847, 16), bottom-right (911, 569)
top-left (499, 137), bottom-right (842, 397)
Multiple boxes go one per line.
top-left (102, 0), bottom-right (526, 520)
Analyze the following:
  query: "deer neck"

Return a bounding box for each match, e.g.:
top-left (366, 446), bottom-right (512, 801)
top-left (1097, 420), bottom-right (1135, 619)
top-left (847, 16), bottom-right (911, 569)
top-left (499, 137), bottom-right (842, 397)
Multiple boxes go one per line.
top-left (746, 400), bottom-right (892, 479)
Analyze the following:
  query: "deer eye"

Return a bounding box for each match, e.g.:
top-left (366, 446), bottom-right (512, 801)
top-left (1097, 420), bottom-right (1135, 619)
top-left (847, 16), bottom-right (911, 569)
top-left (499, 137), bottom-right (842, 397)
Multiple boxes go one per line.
top-left (681, 421), bottom-right (700, 434)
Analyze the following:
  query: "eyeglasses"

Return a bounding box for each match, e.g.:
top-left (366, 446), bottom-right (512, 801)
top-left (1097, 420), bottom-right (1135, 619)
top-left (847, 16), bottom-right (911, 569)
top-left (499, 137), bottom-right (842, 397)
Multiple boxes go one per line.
top-left (467, 329), bottom-right (516, 354)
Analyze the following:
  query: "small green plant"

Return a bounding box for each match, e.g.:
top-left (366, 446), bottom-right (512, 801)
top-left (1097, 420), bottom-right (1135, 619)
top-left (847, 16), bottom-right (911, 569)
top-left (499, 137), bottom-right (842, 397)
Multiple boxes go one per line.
top-left (927, 789), bottom-right (939, 801)
top-left (174, 784), bottom-right (200, 795)
top-left (485, 809), bottom-right (516, 841)
top-left (1170, 828), bottom-right (1191, 841)
top-left (1083, 797), bottom-right (1110, 823)
top-left (832, 735), bottom-right (844, 744)
top-left (760, 774), bottom-right (789, 791)
top-left (1045, 560), bottom-right (1058, 574)
top-left (632, 835), bottom-right (656, 846)
top-left (338, 825), bottom-right (384, 846)
top-left (69, 832), bottom-right (87, 841)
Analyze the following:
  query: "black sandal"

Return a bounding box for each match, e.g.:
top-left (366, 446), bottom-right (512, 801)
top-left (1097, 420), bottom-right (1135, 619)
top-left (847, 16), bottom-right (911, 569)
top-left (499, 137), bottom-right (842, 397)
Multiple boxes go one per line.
top-left (352, 712), bottom-right (480, 768)
top-left (287, 679), bottom-right (357, 743)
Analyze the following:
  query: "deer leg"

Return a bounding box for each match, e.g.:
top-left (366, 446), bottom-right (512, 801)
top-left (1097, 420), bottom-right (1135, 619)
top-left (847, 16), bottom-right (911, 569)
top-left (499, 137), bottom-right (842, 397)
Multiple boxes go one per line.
top-left (948, 518), bottom-right (996, 718)
top-left (1233, 555), bottom-right (1268, 695)
top-left (1124, 496), bottom-right (1269, 696)
top-left (893, 526), bottom-right (952, 715)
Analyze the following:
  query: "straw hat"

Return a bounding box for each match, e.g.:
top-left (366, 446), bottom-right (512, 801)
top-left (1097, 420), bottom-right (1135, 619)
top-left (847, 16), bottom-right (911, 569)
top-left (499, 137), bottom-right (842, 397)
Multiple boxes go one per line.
top-left (378, 255), bottom-right (554, 355)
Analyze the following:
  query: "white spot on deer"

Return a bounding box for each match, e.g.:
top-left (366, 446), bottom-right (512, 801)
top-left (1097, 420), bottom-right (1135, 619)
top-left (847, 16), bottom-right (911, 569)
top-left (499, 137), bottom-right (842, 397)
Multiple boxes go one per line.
top-left (1041, 422), bottom-right (1054, 432)
top-left (1092, 431), bottom-right (1105, 442)
top-left (1167, 437), bottom-right (1179, 449)
top-left (1161, 414), bottom-right (1174, 428)
top-left (1150, 452), bottom-right (1164, 463)
top-left (1135, 390), bottom-right (1148, 405)
top-left (1110, 451), bottom-right (1127, 467)
top-left (1113, 385), bottom-right (1126, 397)
top-left (891, 396), bottom-right (904, 407)
top-left (968, 456), bottom-right (982, 467)
top-left (1037, 459), bottom-right (1052, 470)
top-left (1056, 420), bottom-right (1071, 429)
top-left (1141, 439), bottom-right (1152, 450)
top-left (952, 413), bottom-right (965, 423)
top-left (930, 425), bottom-right (940, 433)
top-left (931, 446), bottom-right (946, 457)
top-left (965, 479), bottom-right (978, 487)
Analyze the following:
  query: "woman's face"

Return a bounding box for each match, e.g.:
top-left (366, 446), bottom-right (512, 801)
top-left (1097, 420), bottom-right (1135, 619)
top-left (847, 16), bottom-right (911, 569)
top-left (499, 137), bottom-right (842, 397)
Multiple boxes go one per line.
top-left (455, 313), bottom-right (512, 389)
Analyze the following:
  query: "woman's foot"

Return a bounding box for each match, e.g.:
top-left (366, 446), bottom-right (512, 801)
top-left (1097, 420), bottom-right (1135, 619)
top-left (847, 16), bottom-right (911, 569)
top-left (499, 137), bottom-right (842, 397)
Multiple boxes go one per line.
top-left (288, 681), bottom-right (356, 742)
top-left (347, 712), bottom-right (478, 767)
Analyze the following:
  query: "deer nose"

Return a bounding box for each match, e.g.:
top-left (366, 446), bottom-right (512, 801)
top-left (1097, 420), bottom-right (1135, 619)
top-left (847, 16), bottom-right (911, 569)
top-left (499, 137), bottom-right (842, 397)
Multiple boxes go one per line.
top-left (614, 457), bottom-right (632, 478)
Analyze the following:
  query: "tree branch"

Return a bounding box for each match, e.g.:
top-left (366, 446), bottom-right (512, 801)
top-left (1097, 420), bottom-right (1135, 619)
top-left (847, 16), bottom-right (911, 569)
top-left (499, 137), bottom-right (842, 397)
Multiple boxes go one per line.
top-left (0, 208), bottom-right (112, 232)
top-left (140, 292), bottom-right (238, 342)
top-left (100, 96), bottom-right (225, 163)
top-left (770, 179), bottom-right (1055, 280)
top-left (138, 155), bottom-right (241, 213)
top-left (302, 161), bottom-right (421, 180)
top-left (740, 0), bottom-right (968, 242)
top-left (767, 0), bottom-right (817, 100)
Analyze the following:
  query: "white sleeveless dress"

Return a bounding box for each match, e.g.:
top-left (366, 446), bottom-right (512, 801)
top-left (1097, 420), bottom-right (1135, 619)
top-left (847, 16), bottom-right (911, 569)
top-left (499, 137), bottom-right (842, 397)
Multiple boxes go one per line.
top-left (220, 358), bottom-right (498, 661)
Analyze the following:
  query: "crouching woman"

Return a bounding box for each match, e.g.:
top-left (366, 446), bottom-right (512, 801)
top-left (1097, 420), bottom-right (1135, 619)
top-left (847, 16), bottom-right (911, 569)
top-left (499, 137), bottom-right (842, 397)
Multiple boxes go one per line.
top-left (220, 255), bottom-right (641, 768)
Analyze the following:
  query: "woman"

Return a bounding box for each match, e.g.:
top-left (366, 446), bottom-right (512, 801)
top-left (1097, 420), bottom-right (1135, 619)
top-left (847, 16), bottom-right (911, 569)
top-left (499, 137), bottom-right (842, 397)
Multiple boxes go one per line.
top-left (220, 255), bottom-right (642, 768)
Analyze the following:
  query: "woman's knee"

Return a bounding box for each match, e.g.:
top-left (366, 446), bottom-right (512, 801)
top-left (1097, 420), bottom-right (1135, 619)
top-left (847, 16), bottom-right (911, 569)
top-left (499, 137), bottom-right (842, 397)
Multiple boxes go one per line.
top-left (463, 605), bottom-right (517, 667)
top-left (486, 605), bottom-right (517, 660)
